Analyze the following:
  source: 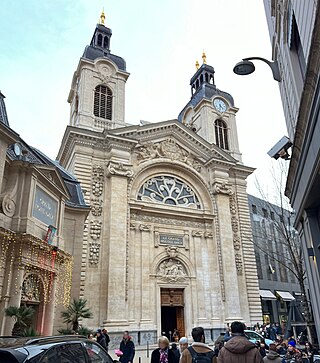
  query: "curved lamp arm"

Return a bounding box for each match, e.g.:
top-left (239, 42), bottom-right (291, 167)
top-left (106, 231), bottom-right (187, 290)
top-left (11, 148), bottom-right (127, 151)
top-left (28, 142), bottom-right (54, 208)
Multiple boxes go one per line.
top-left (243, 57), bottom-right (281, 82)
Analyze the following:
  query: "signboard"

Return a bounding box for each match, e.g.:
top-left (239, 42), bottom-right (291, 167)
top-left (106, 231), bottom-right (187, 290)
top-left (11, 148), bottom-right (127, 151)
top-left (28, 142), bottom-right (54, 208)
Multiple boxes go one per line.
top-left (33, 186), bottom-right (58, 226)
top-left (44, 225), bottom-right (57, 244)
top-left (160, 234), bottom-right (184, 246)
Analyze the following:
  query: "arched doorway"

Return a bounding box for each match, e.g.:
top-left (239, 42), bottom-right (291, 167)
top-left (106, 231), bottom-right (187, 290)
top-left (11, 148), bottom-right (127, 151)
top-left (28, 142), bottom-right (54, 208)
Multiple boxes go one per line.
top-left (20, 274), bottom-right (45, 333)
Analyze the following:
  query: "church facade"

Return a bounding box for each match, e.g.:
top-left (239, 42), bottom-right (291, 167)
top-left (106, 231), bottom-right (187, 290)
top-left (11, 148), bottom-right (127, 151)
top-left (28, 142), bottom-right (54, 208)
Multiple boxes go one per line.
top-left (57, 13), bottom-right (262, 343)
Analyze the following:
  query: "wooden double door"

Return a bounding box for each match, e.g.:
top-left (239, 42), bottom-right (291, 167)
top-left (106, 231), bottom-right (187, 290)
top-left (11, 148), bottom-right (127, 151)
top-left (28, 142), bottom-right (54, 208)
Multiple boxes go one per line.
top-left (161, 288), bottom-right (185, 340)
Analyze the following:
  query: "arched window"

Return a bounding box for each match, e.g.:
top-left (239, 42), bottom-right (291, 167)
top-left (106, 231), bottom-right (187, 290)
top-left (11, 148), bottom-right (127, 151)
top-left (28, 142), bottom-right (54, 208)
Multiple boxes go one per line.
top-left (103, 37), bottom-right (109, 49)
top-left (97, 34), bottom-right (103, 46)
top-left (93, 85), bottom-right (112, 120)
top-left (214, 120), bottom-right (229, 150)
top-left (137, 175), bottom-right (201, 209)
top-left (205, 73), bottom-right (209, 82)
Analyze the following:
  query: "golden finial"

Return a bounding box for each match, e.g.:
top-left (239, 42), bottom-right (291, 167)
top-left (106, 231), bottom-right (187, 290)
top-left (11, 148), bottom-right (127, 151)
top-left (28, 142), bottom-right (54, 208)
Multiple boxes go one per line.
top-left (100, 9), bottom-right (106, 25)
top-left (195, 60), bottom-right (200, 70)
top-left (202, 50), bottom-right (207, 64)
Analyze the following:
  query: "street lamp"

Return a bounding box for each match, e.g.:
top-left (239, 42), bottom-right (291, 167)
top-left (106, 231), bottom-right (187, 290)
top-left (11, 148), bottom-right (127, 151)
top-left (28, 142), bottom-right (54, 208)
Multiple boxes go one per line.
top-left (233, 57), bottom-right (281, 82)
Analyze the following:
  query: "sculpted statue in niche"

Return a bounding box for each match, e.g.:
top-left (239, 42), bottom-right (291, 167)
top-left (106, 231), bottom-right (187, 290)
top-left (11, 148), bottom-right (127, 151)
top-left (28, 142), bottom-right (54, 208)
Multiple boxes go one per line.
top-left (21, 274), bottom-right (41, 302)
top-left (157, 258), bottom-right (187, 283)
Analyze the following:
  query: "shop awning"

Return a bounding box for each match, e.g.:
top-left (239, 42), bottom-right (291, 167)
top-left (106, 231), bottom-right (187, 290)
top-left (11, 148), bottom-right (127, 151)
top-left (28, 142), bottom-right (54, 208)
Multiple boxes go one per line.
top-left (259, 290), bottom-right (277, 300)
top-left (276, 291), bottom-right (295, 301)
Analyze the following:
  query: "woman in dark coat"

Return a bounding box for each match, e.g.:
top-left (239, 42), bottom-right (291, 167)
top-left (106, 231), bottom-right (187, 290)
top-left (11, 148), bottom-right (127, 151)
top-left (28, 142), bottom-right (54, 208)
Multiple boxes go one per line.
top-left (151, 336), bottom-right (176, 363)
top-left (120, 331), bottom-right (135, 363)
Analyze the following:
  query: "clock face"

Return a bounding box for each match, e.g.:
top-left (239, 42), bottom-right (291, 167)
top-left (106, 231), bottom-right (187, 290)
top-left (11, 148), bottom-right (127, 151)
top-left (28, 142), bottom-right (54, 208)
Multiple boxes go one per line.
top-left (213, 98), bottom-right (227, 113)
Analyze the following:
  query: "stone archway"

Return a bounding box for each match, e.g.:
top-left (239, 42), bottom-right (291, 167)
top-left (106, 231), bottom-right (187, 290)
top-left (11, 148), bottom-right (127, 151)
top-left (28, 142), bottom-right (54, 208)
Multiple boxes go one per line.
top-left (20, 274), bottom-right (45, 334)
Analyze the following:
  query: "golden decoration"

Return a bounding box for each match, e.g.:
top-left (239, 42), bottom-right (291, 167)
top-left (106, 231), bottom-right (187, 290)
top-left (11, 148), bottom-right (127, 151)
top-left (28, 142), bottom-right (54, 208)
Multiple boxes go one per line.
top-left (195, 60), bottom-right (200, 70)
top-left (202, 50), bottom-right (207, 64)
top-left (100, 9), bottom-right (106, 25)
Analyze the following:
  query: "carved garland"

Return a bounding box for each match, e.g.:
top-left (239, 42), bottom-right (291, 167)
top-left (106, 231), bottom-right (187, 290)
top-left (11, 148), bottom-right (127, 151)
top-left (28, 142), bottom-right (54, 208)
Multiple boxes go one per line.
top-left (229, 194), bottom-right (243, 275)
top-left (89, 165), bottom-right (105, 266)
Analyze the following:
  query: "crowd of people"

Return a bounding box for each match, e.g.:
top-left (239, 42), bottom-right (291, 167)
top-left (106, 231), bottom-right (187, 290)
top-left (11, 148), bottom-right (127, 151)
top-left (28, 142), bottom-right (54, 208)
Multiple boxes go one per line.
top-left (91, 322), bottom-right (318, 363)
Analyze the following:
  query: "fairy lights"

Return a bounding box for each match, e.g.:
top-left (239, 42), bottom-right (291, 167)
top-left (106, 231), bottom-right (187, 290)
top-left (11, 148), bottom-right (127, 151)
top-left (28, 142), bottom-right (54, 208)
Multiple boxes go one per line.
top-left (0, 228), bottom-right (73, 311)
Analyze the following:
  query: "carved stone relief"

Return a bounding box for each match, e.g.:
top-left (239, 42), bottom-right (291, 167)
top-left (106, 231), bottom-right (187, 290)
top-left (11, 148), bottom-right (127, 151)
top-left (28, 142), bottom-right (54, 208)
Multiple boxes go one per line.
top-left (89, 242), bottom-right (100, 265)
top-left (211, 181), bottom-right (234, 196)
top-left (90, 220), bottom-right (102, 240)
top-left (91, 199), bottom-right (103, 217)
top-left (134, 138), bottom-right (202, 172)
top-left (107, 161), bottom-right (134, 178)
top-left (157, 258), bottom-right (187, 283)
top-left (229, 195), bottom-right (243, 275)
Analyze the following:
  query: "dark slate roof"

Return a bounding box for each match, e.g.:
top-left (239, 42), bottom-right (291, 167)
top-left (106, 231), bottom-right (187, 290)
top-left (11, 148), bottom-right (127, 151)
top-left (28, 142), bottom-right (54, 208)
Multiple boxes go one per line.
top-left (82, 45), bottom-right (127, 71)
top-left (178, 83), bottom-right (235, 122)
top-left (7, 141), bottom-right (88, 209)
top-left (0, 92), bottom-right (9, 127)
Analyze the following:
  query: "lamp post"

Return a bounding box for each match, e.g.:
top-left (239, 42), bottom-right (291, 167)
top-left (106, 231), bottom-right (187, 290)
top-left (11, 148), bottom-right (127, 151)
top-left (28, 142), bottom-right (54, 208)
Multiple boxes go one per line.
top-left (233, 57), bottom-right (281, 82)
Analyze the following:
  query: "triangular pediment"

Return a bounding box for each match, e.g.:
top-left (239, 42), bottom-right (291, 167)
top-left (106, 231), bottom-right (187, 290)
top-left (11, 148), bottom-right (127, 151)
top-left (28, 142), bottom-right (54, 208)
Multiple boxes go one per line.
top-left (108, 119), bottom-right (238, 165)
top-left (34, 164), bottom-right (69, 198)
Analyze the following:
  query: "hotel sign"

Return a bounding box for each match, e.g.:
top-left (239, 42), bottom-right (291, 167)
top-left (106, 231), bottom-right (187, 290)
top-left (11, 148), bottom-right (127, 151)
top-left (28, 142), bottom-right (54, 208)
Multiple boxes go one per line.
top-left (160, 234), bottom-right (184, 246)
top-left (33, 186), bottom-right (58, 226)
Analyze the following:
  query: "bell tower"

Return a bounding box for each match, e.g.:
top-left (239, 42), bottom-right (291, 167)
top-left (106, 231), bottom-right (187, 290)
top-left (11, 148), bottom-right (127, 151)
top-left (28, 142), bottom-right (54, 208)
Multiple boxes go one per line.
top-left (68, 10), bottom-right (129, 131)
top-left (178, 53), bottom-right (242, 162)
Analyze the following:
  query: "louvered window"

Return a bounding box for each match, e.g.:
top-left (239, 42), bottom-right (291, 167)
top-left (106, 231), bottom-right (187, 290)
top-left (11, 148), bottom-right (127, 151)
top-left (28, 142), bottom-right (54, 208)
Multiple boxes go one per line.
top-left (214, 120), bottom-right (229, 150)
top-left (93, 85), bottom-right (112, 120)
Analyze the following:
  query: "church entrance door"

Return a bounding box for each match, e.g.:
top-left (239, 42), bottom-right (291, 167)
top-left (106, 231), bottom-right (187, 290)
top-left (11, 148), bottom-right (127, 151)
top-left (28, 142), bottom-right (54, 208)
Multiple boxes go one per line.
top-left (161, 288), bottom-right (185, 340)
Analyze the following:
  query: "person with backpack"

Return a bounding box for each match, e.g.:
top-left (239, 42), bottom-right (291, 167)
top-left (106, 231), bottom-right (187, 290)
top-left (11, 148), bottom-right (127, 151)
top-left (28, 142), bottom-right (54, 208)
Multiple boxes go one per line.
top-left (180, 327), bottom-right (216, 363)
top-left (217, 321), bottom-right (263, 363)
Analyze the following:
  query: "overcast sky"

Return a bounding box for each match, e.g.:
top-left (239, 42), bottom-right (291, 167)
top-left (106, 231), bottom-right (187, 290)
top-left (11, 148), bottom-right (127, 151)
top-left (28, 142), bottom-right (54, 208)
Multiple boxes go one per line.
top-left (0, 0), bottom-right (288, 200)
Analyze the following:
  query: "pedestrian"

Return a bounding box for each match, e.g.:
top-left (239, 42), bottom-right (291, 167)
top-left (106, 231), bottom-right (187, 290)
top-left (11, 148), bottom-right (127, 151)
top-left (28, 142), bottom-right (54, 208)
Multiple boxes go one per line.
top-left (102, 328), bottom-right (110, 352)
top-left (171, 343), bottom-right (181, 363)
top-left (151, 336), bottom-right (176, 363)
top-left (269, 324), bottom-right (276, 341)
top-left (259, 340), bottom-right (267, 358)
top-left (180, 327), bottom-right (216, 363)
top-left (173, 329), bottom-right (180, 342)
top-left (304, 342), bottom-right (316, 362)
top-left (96, 329), bottom-right (108, 350)
top-left (120, 331), bottom-right (135, 363)
top-left (217, 321), bottom-right (263, 363)
top-left (179, 337), bottom-right (189, 354)
top-left (263, 343), bottom-right (282, 363)
top-left (284, 341), bottom-right (302, 363)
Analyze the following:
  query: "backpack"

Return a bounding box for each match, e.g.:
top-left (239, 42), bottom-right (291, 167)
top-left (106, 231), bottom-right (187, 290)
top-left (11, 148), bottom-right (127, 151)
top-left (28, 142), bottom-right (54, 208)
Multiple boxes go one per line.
top-left (188, 346), bottom-right (215, 363)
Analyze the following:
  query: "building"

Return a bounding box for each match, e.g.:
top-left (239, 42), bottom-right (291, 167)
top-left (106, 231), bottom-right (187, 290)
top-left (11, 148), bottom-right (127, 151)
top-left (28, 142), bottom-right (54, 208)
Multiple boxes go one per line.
top-left (0, 92), bottom-right (89, 335)
top-left (263, 0), bottom-right (320, 339)
top-left (56, 12), bottom-right (262, 344)
top-left (248, 194), bottom-right (303, 325)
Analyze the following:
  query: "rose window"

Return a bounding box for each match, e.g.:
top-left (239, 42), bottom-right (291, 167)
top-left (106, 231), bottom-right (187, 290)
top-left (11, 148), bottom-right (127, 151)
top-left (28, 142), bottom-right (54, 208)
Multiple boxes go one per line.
top-left (137, 175), bottom-right (201, 209)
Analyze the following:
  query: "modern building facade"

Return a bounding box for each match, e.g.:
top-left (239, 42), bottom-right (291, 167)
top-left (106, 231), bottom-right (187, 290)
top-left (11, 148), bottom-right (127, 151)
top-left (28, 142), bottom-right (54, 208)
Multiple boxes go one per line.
top-left (0, 93), bottom-right (89, 335)
top-left (248, 194), bottom-right (302, 325)
top-left (56, 13), bottom-right (262, 344)
top-left (263, 0), bottom-right (320, 339)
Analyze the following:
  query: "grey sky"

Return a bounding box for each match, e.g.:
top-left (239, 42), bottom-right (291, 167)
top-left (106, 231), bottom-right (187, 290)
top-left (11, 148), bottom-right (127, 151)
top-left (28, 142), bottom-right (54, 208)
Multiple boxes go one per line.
top-left (0, 0), bottom-right (287, 198)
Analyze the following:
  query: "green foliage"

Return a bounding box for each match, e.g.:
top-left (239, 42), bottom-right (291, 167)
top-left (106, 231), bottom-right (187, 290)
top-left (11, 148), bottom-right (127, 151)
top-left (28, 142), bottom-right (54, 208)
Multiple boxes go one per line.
top-left (21, 327), bottom-right (40, 337)
top-left (78, 326), bottom-right (93, 337)
top-left (5, 306), bottom-right (35, 336)
top-left (57, 327), bottom-right (74, 335)
top-left (60, 298), bottom-right (93, 333)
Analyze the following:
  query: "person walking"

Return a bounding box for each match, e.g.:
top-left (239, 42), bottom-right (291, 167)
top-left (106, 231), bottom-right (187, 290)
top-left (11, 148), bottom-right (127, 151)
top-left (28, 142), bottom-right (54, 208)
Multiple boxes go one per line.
top-left (180, 327), bottom-right (216, 363)
top-left (171, 343), bottom-right (181, 363)
top-left (179, 337), bottom-right (189, 354)
top-left (96, 329), bottom-right (108, 350)
top-left (284, 341), bottom-right (302, 363)
top-left (217, 321), bottom-right (263, 363)
top-left (102, 328), bottom-right (110, 352)
top-left (263, 343), bottom-right (282, 363)
top-left (151, 337), bottom-right (176, 363)
top-left (120, 331), bottom-right (135, 363)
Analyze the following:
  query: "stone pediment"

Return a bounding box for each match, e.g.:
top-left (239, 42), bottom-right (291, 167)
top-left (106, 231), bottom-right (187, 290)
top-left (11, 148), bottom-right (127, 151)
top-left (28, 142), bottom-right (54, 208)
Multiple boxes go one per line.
top-left (109, 120), bottom-right (237, 166)
top-left (34, 165), bottom-right (69, 197)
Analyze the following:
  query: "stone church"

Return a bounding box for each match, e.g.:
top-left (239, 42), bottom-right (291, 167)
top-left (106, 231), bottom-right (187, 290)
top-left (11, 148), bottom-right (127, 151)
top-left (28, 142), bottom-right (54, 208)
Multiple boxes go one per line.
top-left (57, 12), bottom-right (262, 343)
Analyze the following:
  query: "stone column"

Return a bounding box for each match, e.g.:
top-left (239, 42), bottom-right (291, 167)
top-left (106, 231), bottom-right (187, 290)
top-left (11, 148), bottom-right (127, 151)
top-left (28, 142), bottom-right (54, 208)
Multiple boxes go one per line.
top-left (3, 261), bottom-right (25, 335)
top-left (192, 230), bottom-right (206, 321)
top-left (104, 162), bottom-right (133, 327)
top-left (139, 224), bottom-right (152, 327)
top-left (41, 276), bottom-right (56, 336)
top-left (212, 181), bottom-right (242, 322)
